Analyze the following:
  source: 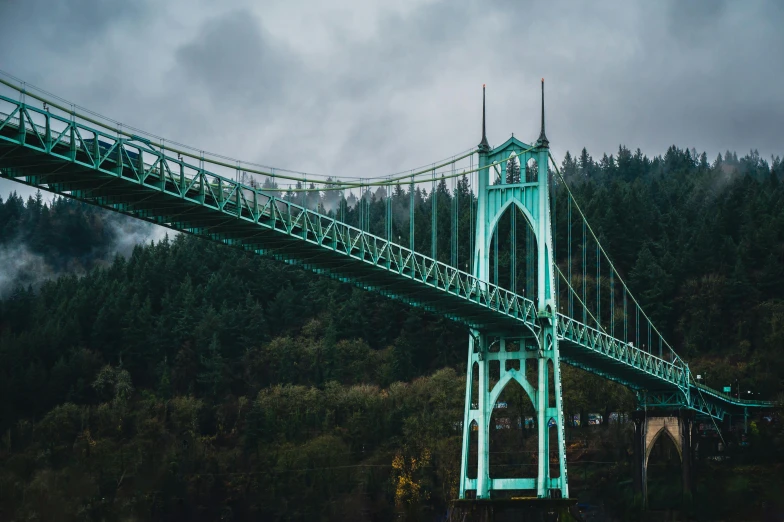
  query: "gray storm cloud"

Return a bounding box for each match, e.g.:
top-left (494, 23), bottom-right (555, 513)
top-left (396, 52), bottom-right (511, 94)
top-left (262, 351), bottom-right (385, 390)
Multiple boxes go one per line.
top-left (0, 0), bottom-right (782, 206)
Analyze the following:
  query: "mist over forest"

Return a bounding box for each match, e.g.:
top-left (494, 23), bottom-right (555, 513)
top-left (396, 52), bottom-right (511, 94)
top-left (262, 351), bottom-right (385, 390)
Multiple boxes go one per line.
top-left (0, 191), bottom-right (166, 297)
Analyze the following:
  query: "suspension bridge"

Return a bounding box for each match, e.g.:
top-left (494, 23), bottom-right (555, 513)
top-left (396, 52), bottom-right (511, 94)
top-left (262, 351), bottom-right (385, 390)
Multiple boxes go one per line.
top-left (0, 72), bottom-right (774, 505)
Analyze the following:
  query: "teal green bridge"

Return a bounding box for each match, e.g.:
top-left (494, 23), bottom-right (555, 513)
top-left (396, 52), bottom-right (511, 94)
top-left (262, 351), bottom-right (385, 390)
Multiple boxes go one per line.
top-left (0, 74), bottom-right (774, 503)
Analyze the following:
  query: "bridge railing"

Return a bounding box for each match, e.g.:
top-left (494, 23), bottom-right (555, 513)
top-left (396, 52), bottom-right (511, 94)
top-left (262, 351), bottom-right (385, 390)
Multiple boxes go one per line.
top-left (0, 95), bottom-right (543, 334)
top-left (691, 382), bottom-right (775, 408)
top-left (556, 313), bottom-right (690, 390)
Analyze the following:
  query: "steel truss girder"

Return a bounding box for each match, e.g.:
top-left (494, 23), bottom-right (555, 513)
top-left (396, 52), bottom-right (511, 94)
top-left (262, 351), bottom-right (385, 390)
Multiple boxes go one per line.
top-left (0, 98), bottom-right (540, 335)
top-left (636, 385), bottom-right (771, 421)
top-left (637, 390), bottom-right (726, 420)
top-left (556, 314), bottom-right (689, 390)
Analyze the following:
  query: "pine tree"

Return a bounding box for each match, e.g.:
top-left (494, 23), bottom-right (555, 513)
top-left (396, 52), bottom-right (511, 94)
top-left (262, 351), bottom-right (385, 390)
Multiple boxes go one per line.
top-left (506, 154), bottom-right (521, 184)
top-left (198, 333), bottom-right (226, 399)
top-left (629, 242), bottom-right (673, 328)
top-left (579, 147), bottom-right (593, 178)
top-left (561, 151), bottom-right (578, 179)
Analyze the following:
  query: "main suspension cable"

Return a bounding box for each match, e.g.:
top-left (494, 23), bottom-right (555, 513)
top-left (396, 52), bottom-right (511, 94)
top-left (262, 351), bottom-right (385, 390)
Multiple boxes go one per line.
top-left (548, 152), bottom-right (683, 366)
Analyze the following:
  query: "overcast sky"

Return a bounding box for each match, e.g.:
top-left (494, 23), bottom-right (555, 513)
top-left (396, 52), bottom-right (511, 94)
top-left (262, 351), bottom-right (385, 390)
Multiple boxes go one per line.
top-left (1, 0), bottom-right (783, 201)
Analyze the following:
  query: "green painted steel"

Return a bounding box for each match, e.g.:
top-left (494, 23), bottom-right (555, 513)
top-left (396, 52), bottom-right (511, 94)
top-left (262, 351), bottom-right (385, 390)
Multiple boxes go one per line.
top-left (459, 98), bottom-right (569, 498)
top-left (0, 82), bottom-right (776, 500)
top-left (0, 97), bottom-right (540, 336)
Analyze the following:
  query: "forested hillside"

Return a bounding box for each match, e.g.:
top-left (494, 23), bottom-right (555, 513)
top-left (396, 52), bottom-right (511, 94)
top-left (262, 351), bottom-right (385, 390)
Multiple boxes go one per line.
top-left (560, 147), bottom-right (784, 397)
top-left (0, 191), bottom-right (159, 297)
top-left (0, 146), bottom-right (782, 521)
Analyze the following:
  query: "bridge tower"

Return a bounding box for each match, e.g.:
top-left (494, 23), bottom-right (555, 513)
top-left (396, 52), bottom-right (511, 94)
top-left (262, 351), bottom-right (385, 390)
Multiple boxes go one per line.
top-left (458, 82), bottom-right (568, 499)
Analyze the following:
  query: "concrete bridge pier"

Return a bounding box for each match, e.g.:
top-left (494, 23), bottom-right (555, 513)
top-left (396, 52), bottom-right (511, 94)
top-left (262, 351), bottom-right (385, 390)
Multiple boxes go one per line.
top-left (632, 410), bottom-right (695, 507)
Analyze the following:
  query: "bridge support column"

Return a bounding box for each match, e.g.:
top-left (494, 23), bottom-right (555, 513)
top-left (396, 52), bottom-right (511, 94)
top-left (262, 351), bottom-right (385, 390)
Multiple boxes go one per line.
top-left (458, 332), bottom-right (568, 500)
top-left (632, 412), bottom-right (644, 499)
top-left (632, 409), bottom-right (695, 507)
top-left (681, 412), bottom-right (693, 505)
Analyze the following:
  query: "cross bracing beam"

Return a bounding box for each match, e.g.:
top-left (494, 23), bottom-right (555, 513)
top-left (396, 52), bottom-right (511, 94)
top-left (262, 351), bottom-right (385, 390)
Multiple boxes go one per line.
top-left (0, 97), bottom-right (775, 421)
top-left (635, 389), bottom-right (750, 421)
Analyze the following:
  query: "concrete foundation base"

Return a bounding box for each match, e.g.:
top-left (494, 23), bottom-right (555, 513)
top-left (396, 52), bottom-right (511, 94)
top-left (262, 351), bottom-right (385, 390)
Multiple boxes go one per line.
top-left (448, 498), bottom-right (581, 522)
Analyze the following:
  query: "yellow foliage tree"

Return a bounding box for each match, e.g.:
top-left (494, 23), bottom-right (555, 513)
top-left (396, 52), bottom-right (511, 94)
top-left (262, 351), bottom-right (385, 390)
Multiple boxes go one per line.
top-left (392, 446), bottom-right (432, 511)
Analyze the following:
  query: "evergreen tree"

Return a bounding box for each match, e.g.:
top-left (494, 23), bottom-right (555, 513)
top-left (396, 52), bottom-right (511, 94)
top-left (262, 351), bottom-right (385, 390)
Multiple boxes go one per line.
top-left (198, 333), bottom-right (226, 399)
top-left (506, 154), bottom-right (521, 183)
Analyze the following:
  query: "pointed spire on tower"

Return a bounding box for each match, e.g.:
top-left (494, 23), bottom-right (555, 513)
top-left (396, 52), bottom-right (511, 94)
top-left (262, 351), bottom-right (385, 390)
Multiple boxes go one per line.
top-left (479, 84), bottom-right (490, 152)
top-left (537, 78), bottom-right (549, 148)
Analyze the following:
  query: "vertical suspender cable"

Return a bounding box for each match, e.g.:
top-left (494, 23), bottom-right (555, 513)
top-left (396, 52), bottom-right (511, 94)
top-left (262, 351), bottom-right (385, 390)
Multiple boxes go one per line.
top-left (582, 219), bottom-right (587, 325)
top-left (596, 243), bottom-right (601, 329)
top-left (386, 178), bottom-right (392, 244)
top-left (568, 193), bottom-right (572, 317)
top-left (384, 180), bottom-right (388, 242)
top-left (526, 156), bottom-right (532, 300)
top-left (623, 286), bottom-right (628, 342)
top-left (359, 179), bottom-right (364, 231)
top-left (469, 157), bottom-right (474, 273)
top-left (455, 163), bottom-right (459, 267)
top-left (410, 175), bottom-right (415, 253)
top-left (432, 168), bottom-right (437, 260)
top-left (451, 160), bottom-right (458, 268)
top-left (450, 166), bottom-right (454, 266)
top-left (552, 166), bottom-right (557, 306)
top-left (610, 268), bottom-right (615, 338)
top-left (511, 203), bottom-right (516, 294)
top-left (340, 185), bottom-right (345, 225)
top-left (636, 304), bottom-right (640, 349)
top-left (456, 164), bottom-right (460, 268)
top-left (450, 170), bottom-right (454, 266)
